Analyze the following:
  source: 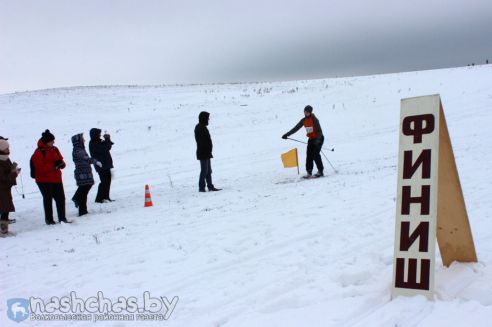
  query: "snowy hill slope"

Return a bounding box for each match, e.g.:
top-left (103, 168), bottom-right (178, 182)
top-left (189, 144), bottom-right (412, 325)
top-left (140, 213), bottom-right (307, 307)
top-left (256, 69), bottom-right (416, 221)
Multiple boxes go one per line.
top-left (1, 65), bottom-right (492, 326)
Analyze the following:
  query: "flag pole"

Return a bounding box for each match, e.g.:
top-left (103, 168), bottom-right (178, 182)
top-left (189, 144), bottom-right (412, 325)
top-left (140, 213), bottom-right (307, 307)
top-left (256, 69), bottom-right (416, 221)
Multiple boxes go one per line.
top-left (296, 148), bottom-right (299, 175)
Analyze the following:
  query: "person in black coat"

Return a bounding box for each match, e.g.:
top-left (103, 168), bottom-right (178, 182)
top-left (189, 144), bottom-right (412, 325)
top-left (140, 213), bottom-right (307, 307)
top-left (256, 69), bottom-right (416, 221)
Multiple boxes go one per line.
top-left (71, 133), bottom-right (101, 216)
top-left (89, 128), bottom-right (114, 203)
top-left (194, 112), bottom-right (220, 192)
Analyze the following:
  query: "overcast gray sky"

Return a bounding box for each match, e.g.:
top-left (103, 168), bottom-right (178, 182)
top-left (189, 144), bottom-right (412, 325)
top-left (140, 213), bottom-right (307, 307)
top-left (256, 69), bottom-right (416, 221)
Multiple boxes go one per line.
top-left (1, 0), bottom-right (491, 94)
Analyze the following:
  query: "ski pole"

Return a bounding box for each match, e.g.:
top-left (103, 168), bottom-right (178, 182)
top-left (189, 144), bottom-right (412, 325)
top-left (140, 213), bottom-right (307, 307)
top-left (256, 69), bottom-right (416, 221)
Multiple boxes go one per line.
top-left (320, 150), bottom-right (338, 174)
top-left (286, 137), bottom-right (338, 173)
top-left (286, 137), bottom-right (334, 152)
top-left (20, 172), bottom-right (25, 199)
top-left (14, 173), bottom-right (26, 198)
top-left (286, 137), bottom-right (306, 145)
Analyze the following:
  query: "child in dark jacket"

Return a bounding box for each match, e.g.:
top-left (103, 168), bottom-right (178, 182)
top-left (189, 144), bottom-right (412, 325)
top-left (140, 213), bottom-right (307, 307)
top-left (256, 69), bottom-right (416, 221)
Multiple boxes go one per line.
top-left (71, 133), bottom-right (101, 216)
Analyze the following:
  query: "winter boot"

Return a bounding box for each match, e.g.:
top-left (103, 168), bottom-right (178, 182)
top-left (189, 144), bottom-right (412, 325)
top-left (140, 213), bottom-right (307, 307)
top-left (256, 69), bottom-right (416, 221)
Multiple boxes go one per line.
top-left (315, 171), bottom-right (324, 177)
top-left (199, 188), bottom-right (206, 193)
top-left (0, 220), bottom-right (8, 235)
top-left (208, 186), bottom-right (222, 192)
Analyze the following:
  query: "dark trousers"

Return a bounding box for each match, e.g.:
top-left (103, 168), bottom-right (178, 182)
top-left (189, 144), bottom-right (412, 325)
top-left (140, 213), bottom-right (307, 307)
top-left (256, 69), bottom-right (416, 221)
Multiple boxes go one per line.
top-left (199, 159), bottom-right (214, 190)
top-left (73, 184), bottom-right (92, 215)
top-left (96, 170), bottom-right (112, 202)
top-left (0, 212), bottom-right (8, 221)
top-left (306, 136), bottom-right (324, 174)
top-left (37, 183), bottom-right (66, 224)
top-left (0, 213), bottom-right (7, 234)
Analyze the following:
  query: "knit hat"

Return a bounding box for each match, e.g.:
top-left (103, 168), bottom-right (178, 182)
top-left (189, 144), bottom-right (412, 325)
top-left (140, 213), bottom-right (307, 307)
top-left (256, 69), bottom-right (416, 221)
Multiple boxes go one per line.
top-left (304, 105), bottom-right (313, 113)
top-left (0, 138), bottom-right (9, 152)
top-left (41, 129), bottom-right (55, 144)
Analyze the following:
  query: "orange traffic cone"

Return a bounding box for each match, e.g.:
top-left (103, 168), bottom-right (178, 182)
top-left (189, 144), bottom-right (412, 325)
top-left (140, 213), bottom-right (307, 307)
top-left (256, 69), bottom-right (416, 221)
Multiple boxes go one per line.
top-left (144, 184), bottom-right (153, 207)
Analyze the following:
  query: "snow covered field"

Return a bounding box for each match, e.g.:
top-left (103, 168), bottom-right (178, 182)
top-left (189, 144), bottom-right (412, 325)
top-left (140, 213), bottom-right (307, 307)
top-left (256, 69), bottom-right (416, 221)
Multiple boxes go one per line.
top-left (1, 65), bottom-right (492, 326)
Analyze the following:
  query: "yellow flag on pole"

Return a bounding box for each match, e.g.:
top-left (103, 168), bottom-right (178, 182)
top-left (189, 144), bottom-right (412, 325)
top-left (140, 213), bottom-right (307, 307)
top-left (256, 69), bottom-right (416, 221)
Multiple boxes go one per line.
top-left (281, 148), bottom-right (299, 174)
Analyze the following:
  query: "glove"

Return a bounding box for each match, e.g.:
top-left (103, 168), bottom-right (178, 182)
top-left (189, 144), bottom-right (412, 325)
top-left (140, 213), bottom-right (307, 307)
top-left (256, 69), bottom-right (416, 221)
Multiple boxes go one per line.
top-left (282, 134), bottom-right (288, 139)
top-left (15, 167), bottom-right (21, 175)
top-left (96, 161), bottom-right (103, 168)
top-left (54, 160), bottom-right (66, 170)
top-left (11, 162), bottom-right (18, 171)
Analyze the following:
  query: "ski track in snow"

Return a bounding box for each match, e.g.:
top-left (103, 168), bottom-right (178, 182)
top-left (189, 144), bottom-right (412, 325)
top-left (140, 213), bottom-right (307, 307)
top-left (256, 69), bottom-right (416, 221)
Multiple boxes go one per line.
top-left (1, 65), bottom-right (492, 326)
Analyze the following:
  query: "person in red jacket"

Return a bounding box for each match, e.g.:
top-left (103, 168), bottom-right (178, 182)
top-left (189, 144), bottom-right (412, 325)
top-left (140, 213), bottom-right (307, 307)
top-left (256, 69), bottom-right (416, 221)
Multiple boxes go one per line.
top-left (282, 105), bottom-right (325, 177)
top-left (32, 130), bottom-right (68, 224)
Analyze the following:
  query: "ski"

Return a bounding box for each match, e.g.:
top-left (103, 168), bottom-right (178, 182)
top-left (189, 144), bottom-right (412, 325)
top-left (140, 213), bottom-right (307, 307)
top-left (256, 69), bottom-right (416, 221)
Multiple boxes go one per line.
top-left (302, 175), bottom-right (324, 180)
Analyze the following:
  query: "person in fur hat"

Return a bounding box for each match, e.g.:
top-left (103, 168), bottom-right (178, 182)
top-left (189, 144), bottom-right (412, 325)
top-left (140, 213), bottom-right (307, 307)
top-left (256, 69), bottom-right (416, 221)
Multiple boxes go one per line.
top-left (0, 136), bottom-right (20, 236)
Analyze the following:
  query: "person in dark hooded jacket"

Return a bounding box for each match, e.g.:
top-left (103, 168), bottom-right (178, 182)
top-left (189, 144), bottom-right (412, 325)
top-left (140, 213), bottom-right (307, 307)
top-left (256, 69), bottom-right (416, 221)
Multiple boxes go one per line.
top-left (194, 112), bottom-right (220, 192)
top-left (89, 128), bottom-right (114, 203)
top-left (71, 133), bottom-right (102, 216)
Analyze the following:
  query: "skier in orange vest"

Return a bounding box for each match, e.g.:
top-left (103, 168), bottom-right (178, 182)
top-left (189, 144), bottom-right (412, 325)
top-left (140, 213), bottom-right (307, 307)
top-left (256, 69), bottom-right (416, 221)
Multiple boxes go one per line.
top-left (282, 105), bottom-right (324, 178)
